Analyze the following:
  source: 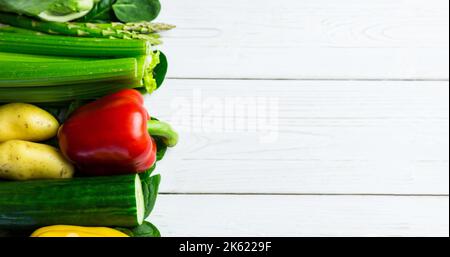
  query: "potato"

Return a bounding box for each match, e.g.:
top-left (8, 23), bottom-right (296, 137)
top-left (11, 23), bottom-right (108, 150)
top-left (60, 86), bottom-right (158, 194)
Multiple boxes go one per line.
top-left (0, 140), bottom-right (74, 181)
top-left (0, 103), bottom-right (59, 143)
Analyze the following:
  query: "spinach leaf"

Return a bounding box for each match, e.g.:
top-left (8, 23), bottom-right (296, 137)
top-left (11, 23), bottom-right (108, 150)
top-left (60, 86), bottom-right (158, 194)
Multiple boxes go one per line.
top-left (112, 0), bottom-right (160, 23)
top-left (116, 221), bottom-right (161, 237)
top-left (78, 0), bottom-right (116, 22)
top-left (0, 0), bottom-right (96, 22)
top-left (139, 164), bottom-right (156, 181)
top-left (39, 100), bottom-right (87, 124)
top-left (141, 174), bottom-right (161, 218)
top-left (129, 221), bottom-right (161, 237)
top-left (154, 51), bottom-right (168, 90)
top-left (155, 136), bottom-right (168, 161)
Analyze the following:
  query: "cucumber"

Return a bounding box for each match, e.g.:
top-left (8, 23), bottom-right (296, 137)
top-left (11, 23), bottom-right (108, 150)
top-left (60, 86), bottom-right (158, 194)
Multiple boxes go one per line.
top-left (0, 174), bottom-right (145, 229)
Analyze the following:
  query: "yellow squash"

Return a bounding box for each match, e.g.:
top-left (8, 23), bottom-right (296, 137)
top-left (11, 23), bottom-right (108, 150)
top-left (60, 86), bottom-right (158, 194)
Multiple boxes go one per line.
top-left (31, 225), bottom-right (129, 237)
top-left (0, 103), bottom-right (59, 143)
top-left (0, 140), bottom-right (74, 180)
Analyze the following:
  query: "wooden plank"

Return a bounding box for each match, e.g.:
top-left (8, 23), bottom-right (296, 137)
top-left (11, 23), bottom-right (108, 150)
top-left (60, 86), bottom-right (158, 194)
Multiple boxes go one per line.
top-left (145, 79), bottom-right (449, 194)
top-left (149, 195), bottom-right (449, 237)
top-left (156, 0), bottom-right (449, 79)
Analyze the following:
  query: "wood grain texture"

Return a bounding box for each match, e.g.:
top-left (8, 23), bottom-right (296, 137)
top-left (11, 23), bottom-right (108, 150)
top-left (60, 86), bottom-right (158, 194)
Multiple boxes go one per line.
top-left (146, 1), bottom-right (449, 236)
top-left (156, 0), bottom-right (449, 79)
top-left (150, 195), bottom-right (449, 237)
top-left (146, 79), bottom-right (449, 194)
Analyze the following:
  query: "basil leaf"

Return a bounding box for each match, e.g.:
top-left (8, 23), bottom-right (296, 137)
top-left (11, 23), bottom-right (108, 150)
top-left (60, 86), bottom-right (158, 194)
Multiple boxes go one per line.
top-left (112, 0), bottom-right (161, 23)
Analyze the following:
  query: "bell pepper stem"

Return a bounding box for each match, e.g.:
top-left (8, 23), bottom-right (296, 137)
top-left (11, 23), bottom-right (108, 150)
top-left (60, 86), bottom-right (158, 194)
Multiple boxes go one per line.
top-left (147, 120), bottom-right (179, 147)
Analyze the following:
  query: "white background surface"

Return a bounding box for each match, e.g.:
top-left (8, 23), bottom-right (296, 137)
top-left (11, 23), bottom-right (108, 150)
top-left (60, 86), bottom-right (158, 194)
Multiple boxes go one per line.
top-left (145, 0), bottom-right (449, 236)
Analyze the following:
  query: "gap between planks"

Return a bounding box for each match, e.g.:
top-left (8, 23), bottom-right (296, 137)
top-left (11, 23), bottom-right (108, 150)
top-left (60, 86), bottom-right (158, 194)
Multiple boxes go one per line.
top-left (166, 77), bottom-right (450, 82)
top-left (158, 192), bottom-right (449, 197)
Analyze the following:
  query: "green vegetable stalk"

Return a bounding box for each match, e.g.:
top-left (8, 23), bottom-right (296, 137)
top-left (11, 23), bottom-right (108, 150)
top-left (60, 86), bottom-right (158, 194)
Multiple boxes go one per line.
top-left (147, 120), bottom-right (179, 147)
top-left (0, 31), bottom-right (150, 57)
top-left (0, 58), bottom-right (142, 87)
top-left (0, 12), bottom-right (175, 45)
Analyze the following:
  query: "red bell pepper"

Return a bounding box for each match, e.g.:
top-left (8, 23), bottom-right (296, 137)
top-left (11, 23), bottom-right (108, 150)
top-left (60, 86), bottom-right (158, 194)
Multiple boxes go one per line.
top-left (58, 89), bottom-right (157, 176)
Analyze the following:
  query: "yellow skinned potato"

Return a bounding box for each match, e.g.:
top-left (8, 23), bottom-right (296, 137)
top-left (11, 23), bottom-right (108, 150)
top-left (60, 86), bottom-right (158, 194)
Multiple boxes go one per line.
top-left (0, 140), bottom-right (74, 180)
top-left (0, 103), bottom-right (59, 143)
top-left (31, 225), bottom-right (129, 237)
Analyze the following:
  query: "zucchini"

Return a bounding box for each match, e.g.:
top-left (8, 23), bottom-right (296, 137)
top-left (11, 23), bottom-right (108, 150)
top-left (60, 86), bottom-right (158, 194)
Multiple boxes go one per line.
top-left (0, 174), bottom-right (146, 229)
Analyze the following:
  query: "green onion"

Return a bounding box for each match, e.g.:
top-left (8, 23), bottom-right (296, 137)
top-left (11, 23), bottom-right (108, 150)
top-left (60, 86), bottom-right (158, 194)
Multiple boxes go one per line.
top-left (0, 32), bottom-right (150, 57)
top-left (0, 81), bottom-right (141, 103)
top-left (0, 58), bottom-right (140, 87)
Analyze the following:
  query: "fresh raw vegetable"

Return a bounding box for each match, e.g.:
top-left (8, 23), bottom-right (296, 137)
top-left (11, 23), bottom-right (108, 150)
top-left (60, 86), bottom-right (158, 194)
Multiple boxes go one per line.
top-left (0, 52), bottom-right (88, 63)
top-left (0, 0), bottom-right (174, 237)
top-left (0, 174), bottom-right (155, 229)
top-left (30, 225), bottom-right (129, 237)
top-left (0, 32), bottom-right (150, 57)
top-left (0, 0), bottom-right (163, 25)
top-left (78, 0), bottom-right (116, 22)
top-left (112, 0), bottom-right (161, 23)
top-left (0, 58), bottom-right (142, 87)
top-left (78, 0), bottom-right (161, 23)
top-left (139, 167), bottom-right (160, 217)
top-left (57, 90), bottom-right (177, 176)
top-left (0, 0), bottom-right (95, 22)
top-left (0, 50), bottom-right (165, 103)
top-left (0, 103), bottom-right (59, 142)
top-left (147, 120), bottom-right (179, 147)
top-left (1, 221), bottom-right (161, 237)
top-left (0, 80), bottom-right (139, 103)
top-left (58, 89), bottom-right (158, 176)
top-left (0, 24), bottom-right (44, 35)
top-left (116, 221), bottom-right (160, 237)
top-left (0, 140), bottom-right (74, 181)
top-left (0, 12), bottom-right (174, 45)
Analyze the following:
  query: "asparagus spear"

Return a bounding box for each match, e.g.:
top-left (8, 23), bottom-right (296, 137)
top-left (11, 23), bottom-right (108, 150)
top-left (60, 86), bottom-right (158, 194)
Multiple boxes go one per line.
top-left (0, 25), bottom-right (44, 35)
top-left (0, 13), bottom-right (175, 45)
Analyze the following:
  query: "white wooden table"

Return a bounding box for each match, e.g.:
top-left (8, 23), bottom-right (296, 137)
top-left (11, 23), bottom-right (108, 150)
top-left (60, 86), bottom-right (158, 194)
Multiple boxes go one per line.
top-left (144, 0), bottom-right (449, 237)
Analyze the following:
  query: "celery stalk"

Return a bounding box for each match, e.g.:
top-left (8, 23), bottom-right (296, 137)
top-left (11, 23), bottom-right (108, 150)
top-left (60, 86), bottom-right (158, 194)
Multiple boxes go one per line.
top-left (0, 81), bottom-right (141, 103)
top-left (0, 52), bottom-right (90, 62)
top-left (0, 58), bottom-right (140, 87)
top-left (0, 32), bottom-right (150, 57)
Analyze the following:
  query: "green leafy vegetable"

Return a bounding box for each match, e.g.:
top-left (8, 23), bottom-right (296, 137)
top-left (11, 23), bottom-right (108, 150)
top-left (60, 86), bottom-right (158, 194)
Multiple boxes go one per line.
top-left (78, 0), bottom-right (115, 22)
top-left (155, 137), bottom-right (168, 161)
top-left (140, 174), bottom-right (161, 218)
top-left (116, 222), bottom-right (161, 237)
top-left (129, 221), bottom-right (161, 237)
top-left (113, 0), bottom-right (161, 23)
top-left (153, 51), bottom-right (168, 89)
top-left (0, 0), bottom-right (95, 22)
